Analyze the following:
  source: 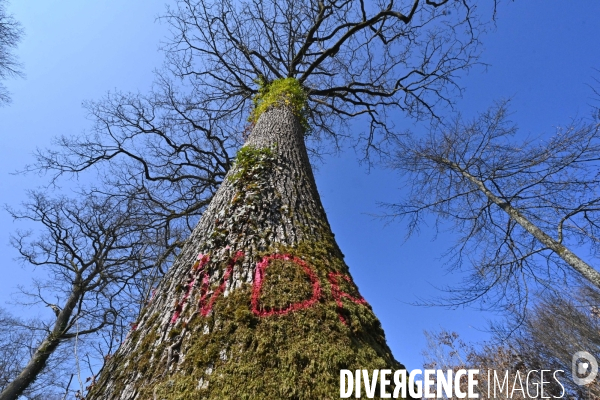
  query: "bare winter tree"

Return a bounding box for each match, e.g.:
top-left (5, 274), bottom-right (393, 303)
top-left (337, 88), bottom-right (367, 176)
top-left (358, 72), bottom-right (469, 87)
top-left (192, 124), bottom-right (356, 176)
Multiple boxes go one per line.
top-left (0, 192), bottom-right (170, 399)
top-left (0, 308), bottom-right (80, 399)
top-left (8, 0), bottom-right (496, 398)
top-left (422, 329), bottom-right (566, 399)
top-left (27, 0), bottom-right (489, 266)
top-left (504, 283), bottom-right (600, 399)
top-left (387, 101), bottom-right (600, 311)
top-left (0, 0), bottom-right (22, 105)
top-left (423, 282), bottom-right (600, 399)
top-left (0, 309), bottom-right (64, 399)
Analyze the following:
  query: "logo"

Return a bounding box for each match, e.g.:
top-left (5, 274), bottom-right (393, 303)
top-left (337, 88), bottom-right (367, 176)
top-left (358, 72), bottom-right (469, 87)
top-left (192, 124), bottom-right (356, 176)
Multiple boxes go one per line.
top-left (572, 351), bottom-right (598, 386)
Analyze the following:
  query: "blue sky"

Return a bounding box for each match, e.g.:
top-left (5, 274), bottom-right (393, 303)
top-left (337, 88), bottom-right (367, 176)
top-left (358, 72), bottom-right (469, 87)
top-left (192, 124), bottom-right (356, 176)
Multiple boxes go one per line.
top-left (1, 0), bottom-right (599, 374)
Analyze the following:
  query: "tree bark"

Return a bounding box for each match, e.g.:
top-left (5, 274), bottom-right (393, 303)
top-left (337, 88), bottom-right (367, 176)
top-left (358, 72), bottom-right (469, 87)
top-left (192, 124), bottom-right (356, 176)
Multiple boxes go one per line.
top-left (87, 106), bottom-right (407, 399)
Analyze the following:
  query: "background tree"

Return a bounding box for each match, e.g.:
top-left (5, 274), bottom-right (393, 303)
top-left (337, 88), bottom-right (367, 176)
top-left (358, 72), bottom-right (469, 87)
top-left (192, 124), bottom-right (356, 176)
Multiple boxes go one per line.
top-left (32, 85), bottom-right (239, 268)
top-left (0, 192), bottom-right (167, 399)
top-left (423, 282), bottom-right (600, 399)
top-left (421, 330), bottom-right (518, 399)
top-left (0, 308), bottom-right (72, 399)
top-left (423, 329), bottom-right (566, 399)
top-left (386, 101), bottom-right (600, 312)
top-left (0, 0), bottom-right (23, 105)
top-left (504, 282), bottom-right (600, 399)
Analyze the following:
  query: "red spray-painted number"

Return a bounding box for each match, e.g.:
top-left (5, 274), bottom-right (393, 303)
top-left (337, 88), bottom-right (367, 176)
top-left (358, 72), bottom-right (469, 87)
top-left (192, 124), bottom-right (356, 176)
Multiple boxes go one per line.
top-left (251, 254), bottom-right (321, 317)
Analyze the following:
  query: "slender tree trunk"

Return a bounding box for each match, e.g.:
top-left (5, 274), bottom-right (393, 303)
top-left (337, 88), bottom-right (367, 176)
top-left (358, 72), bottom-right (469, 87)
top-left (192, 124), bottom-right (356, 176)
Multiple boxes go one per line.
top-left (447, 158), bottom-right (600, 289)
top-left (0, 281), bottom-right (82, 400)
top-left (88, 106), bottom-right (407, 399)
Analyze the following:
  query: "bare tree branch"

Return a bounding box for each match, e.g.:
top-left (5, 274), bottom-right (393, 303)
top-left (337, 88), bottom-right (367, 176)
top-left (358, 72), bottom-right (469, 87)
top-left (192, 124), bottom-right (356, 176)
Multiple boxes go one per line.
top-left (386, 101), bottom-right (600, 311)
top-left (1, 192), bottom-right (163, 399)
top-left (0, 0), bottom-right (24, 105)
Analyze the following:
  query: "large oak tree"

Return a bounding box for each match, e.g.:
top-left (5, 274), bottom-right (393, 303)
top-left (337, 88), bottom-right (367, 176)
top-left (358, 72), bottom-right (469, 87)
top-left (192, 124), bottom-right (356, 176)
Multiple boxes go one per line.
top-left (2, 0), bottom-right (490, 398)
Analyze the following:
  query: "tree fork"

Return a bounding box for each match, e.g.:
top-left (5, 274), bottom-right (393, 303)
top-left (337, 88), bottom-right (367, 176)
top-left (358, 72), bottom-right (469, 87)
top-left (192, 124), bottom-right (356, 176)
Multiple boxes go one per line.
top-left (88, 86), bottom-right (409, 399)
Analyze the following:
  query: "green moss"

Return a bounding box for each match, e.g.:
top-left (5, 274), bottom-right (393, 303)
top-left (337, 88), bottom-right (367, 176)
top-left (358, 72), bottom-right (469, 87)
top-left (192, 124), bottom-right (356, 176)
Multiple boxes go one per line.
top-left (89, 131), bottom-right (411, 398)
top-left (256, 258), bottom-right (315, 310)
top-left (90, 236), bottom-right (409, 399)
top-left (249, 77), bottom-right (309, 131)
top-left (228, 145), bottom-right (276, 184)
top-left (123, 238), bottom-right (408, 399)
top-left (169, 327), bottom-right (182, 339)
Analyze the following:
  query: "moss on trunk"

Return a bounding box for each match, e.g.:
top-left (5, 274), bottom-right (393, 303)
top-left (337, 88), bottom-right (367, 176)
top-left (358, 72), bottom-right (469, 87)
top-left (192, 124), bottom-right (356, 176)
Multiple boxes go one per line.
top-left (88, 82), bottom-right (411, 400)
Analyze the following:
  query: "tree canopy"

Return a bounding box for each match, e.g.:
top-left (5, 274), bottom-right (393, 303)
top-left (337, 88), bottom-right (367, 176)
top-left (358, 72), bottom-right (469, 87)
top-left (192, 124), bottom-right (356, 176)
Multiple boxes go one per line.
top-left (29, 0), bottom-right (489, 285)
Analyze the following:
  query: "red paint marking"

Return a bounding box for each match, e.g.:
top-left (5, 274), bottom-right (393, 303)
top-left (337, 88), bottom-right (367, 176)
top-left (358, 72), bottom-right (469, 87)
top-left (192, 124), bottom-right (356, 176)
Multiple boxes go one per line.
top-left (251, 254), bottom-right (321, 317)
top-left (198, 251), bottom-right (244, 317)
top-left (170, 309), bottom-right (181, 324)
top-left (327, 272), bottom-right (368, 325)
top-left (170, 276), bottom-right (196, 324)
top-left (198, 269), bottom-right (229, 317)
top-left (171, 251), bottom-right (244, 323)
top-left (167, 248), bottom-right (371, 325)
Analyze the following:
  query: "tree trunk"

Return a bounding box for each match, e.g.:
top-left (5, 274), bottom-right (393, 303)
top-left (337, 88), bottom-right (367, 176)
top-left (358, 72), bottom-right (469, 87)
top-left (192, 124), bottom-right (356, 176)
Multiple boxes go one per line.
top-left (88, 106), bottom-right (407, 399)
top-left (0, 281), bottom-right (82, 400)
